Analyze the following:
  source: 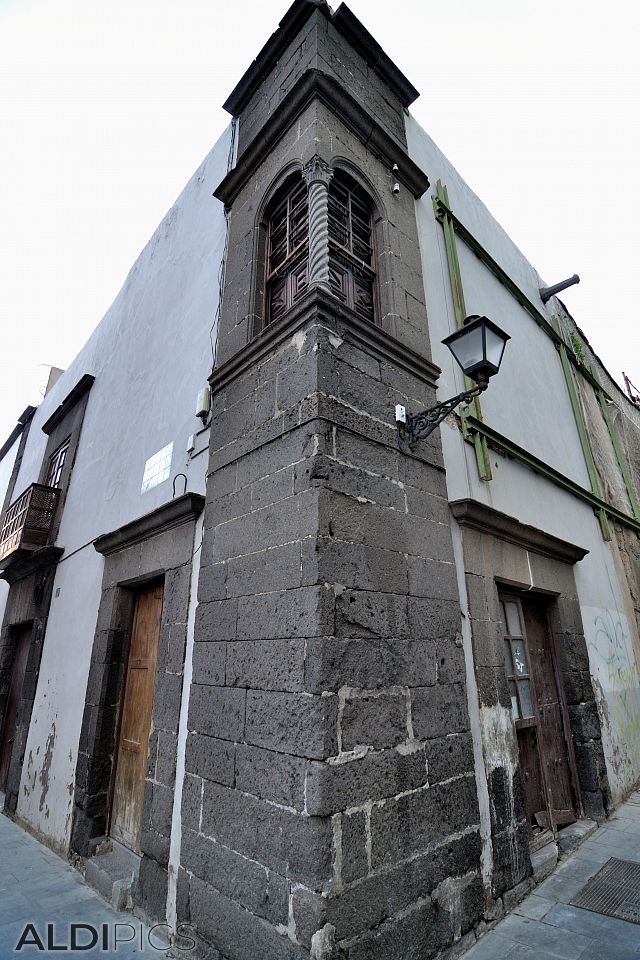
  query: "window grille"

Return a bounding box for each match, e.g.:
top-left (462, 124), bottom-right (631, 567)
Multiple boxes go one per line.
top-left (265, 178), bottom-right (309, 327)
top-left (328, 175), bottom-right (376, 323)
top-left (45, 438), bottom-right (70, 489)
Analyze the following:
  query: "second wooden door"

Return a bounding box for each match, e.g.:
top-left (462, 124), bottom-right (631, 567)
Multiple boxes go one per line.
top-left (522, 595), bottom-right (577, 826)
top-left (500, 593), bottom-right (577, 833)
top-left (110, 583), bottom-right (163, 851)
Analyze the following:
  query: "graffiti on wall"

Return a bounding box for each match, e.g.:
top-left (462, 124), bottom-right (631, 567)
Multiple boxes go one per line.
top-left (585, 606), bottom-right (640, 789)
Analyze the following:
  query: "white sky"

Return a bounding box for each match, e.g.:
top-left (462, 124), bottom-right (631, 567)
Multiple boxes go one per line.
top-left (1, 0), bottom-right (638, 444)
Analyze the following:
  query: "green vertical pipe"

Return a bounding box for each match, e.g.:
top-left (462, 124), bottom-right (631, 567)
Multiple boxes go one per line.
top-left (434, 181), bottom-right (492, 481)
top-left (437, 182), bottom-right (466, 325)
top-left (592, 366), bottom-right (640, 520)
top-left (552, 317), bottom-right (611, 540)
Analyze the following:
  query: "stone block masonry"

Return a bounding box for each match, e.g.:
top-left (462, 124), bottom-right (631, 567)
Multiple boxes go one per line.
top-left (180, 5), bottom-right (485, 953)
top-left (184, 292), bottom-right (483, 959)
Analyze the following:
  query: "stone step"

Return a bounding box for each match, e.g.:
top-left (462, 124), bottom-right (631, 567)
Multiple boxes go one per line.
top-left (557, 819), bottom-right (597, 858)
top-left (531, 840), bottom-right (558, 882)
top-left (84, 839), bottom-right (140, 912)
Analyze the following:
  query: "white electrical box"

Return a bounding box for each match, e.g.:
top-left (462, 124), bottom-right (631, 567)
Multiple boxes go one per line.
top-left (395, 404), bottom-right (407, 424)
top-left (196, 386), bottom-right (211, 419)
top-left (187, 434), bottom-right (196, 453)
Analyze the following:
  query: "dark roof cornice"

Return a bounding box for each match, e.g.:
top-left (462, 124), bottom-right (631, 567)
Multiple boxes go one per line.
top-left (0, 406), bottom-right (36, 462)
top-left (331, 4), bottom-right (419, 108)
top-left (42, 374), bottom-right (95, 436)
top-left (214, 69), bottom-right (429, 206)
top-left (223, 0), bottom-right (330, 115)
top-left (223, 1), bottom-right (419, 117)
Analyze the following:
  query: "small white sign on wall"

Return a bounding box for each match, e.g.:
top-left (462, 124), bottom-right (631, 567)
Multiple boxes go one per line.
top-left (141, 442), bottom-right (173, 493)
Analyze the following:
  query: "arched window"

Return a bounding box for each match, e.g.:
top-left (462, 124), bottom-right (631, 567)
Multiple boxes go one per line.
top-left (265, 176), bottom-right (309, 327)
top-left (328, 171), bottom-right (376, 323)
top-left (262, 167), bottom-right (377, 330)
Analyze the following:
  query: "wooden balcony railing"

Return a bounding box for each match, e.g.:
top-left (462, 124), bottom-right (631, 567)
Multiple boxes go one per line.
top-left (0, 483), bottom-right (60, 564)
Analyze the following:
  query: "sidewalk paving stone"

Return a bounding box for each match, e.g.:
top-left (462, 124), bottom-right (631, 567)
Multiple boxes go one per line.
top-left (0, 813), bottom-right (170, 960)
top-left (542, 903), bottom-right (640, 952)
top-left (514, 895), bottom-right (556, 921)
top-left (576, 945), bottom-right (640, 960)
top-left (5, 789), bottom-right (640, 959)
top-left (496, 913), bottom-right (593, 958)
top-left (462, 790), bottom-right (640, 960)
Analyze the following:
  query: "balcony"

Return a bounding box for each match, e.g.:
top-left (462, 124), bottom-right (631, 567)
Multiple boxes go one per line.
top-left (0, 483), bottom-right (60, 566)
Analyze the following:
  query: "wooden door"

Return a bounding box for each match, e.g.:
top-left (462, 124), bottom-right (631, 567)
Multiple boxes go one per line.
top-left (522, 596), bottom-right (577, 827)
top-left (110, 583), bottom-right (163, 851)
top-left (500, 594), bottom-right (577, 834)
top-left (0, 624), bottom-right (32, 791)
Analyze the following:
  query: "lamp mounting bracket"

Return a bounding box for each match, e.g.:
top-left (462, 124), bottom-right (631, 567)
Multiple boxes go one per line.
top-left (399, 381), bottom-right (488, 449)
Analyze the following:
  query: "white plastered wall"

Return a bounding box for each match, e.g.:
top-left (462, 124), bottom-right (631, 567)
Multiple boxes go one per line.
top-left (407, 114), bottom-right (640, 805)
top-left (7, 124), bottom-right (232, 850)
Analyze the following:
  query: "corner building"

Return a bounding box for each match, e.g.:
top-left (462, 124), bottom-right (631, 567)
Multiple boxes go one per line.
top-left (187, 2), bottom-right (479, 956)
top-left (1, 2), bottom-right (640, 959)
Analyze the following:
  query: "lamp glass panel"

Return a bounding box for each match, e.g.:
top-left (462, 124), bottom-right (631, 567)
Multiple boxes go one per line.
top-left (448, 326), bottom-right (484, 374)
top-left (485, 326), bottom-right (507, 368)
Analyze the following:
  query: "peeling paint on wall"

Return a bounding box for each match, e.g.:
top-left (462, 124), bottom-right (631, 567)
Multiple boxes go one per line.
top-left (584, 605), bottom-right (640, 798)
top-left (480, 705), bottom-right (519, 776)
top-left (479, 704), bottom-right (524, 883)
top-left (38, 722), bottom-right (56, 817)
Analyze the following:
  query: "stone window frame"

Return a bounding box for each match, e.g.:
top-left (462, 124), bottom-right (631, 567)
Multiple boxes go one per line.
top-left (38, 373), bottom-right (95, 545)
top-left (250, 156), bottom-right (390, 339)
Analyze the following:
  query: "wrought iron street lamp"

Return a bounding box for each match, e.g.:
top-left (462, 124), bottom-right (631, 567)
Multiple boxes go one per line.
top-left (396, 314), bottom-right (510, 449)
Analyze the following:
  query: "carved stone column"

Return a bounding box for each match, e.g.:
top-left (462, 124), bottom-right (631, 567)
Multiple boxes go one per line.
top-left (303, 154), bottom-right (333, 289)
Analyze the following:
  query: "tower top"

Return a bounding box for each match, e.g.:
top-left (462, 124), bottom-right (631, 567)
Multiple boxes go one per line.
top-left (223, 0), bottom-right (419, 117)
